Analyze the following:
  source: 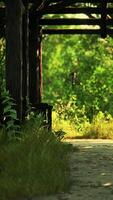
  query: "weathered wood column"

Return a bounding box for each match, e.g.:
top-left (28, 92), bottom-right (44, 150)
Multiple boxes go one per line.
top-left (37, 27), bottom-right (42, 101)
top-left (6, 0), bottom-right (24, 121)
top-left (101, 1), bottom-right (107, 38)
top-left (22, 2), bottom-right (29, 119)
top-left (29, 11), bottom-right (42, 107)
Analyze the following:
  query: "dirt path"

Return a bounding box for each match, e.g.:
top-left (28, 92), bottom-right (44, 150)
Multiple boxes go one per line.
top-left (58, 139), bottom-right (113, 200)
top-left (32, 140), bottom-right (113, 200)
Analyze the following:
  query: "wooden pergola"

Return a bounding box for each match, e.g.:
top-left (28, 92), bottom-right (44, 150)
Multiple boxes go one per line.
top-left (0, 0), bottom-right (113, 128)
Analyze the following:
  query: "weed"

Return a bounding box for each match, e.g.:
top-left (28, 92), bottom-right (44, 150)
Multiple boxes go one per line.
top-left (1, 88), bottom-right (20, 139)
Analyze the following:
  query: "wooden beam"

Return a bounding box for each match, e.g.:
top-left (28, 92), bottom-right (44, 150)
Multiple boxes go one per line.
top-left (107, 28), bottom-right (113, 35)
top-left (22, 3), bottom-right (29, 119)
top-left (40, 0), bottom-right (112, 13)
top-left (40, 7), bottom-right (113, 15)
top-left (5, 0), bottom-right (24, 121)
top-left (0, 7), bottom-right (5, 38)
top-left (30, 0), bottom-right (48, 12)
top-left (38, 34), bottom-right (43, 102)
top-left (48, 0), bottom-right (113, 3)
top-left (20, 0), bottom-right (113, 3)
top-left (0, 20), bottom-right (5, 38)
top-left (42, 28), bottom-right (101, 34)
top-left (29, 12), bottom-right (42, 106)
top-left (43, 28), bottom-right (113, 35)
top-left (0, 7), bottom-right (5, 15)
top-left (39, 18), bottom-right (113, 26)
top-left (101, 1), bottom-right (107, 38)
top-left (0, 97), bottom-right (3, 126)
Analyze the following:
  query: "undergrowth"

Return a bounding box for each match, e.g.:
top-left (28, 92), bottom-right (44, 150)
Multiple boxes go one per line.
top-left (53, 111), bottom-right (113, 140)
top-left (82, 111), bottom-right (113, 139)
top-left (0, 115), bottom-right (71, 200)
top-left (52, 111), bottom-right (80, 139)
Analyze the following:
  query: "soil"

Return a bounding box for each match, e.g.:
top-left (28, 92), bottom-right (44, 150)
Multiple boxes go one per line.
top-left (32, 139), bottom-right (113, 200)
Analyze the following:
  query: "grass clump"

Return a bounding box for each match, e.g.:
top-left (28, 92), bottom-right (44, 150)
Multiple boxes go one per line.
top-left (82, 112), bottom-right (113, 139)
top-left (0, 115), bottom-right (71, 200)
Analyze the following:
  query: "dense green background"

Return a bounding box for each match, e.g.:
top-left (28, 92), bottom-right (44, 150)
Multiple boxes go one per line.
top-left (42, 35), bottom-right (113, 123)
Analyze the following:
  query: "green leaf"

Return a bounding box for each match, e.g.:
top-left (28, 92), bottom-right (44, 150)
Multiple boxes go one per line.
top-left (4, 105), bottom-right (12, 113)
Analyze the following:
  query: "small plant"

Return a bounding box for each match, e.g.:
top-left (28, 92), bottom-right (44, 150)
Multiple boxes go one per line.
top-left (0, 40), bottom-right (20, 139)
top-left (1, 87), bottom-right (20, 139)
top-left (54, 129), bottom-right (67, 141)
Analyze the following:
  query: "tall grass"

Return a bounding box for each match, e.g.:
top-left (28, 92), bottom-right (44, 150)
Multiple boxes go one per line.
top-left (82, 112), bottom-right (113, 139)
top-left (0, 115), bottom-right (71, 200)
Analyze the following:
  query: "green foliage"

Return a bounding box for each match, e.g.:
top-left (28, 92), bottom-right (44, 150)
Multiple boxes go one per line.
top-left (55, 95), bottom-right (88, 130)
top-left (42, 34), bottom-right (113, 139)
top-left (42, 35), bottom-right (113, 122)
top-left (0, 39), bottom-right (19, 138)
top-left (1, 89), bottom-right (20, 137)
top-left (0, 115), bottom-right (70, 200)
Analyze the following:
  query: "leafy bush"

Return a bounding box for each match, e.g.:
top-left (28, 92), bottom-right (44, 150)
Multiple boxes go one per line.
top-left (0, 115), bottom-right (71, 200)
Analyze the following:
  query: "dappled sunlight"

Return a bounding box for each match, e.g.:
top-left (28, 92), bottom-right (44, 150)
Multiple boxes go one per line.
top-left (102, 182), bottom-right (113, 187)
top-left (101, 172), bottom-right (106, 176)
top-left (83, 145), bottom-right (93, 149)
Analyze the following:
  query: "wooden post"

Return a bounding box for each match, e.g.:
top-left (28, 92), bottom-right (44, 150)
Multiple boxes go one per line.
top-left (29, 12), bottom-right (42, 107)
top-left (101, 1), bottom-right (107, 38)
top-left (6, 0), bottom-right (24, 121)
top-left (37, 27), bottom-right (43, 102)
top-left (22, 2), bottom-right (29, 119)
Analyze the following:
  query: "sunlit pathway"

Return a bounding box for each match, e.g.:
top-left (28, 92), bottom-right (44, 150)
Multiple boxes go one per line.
top-left (31, 140), bottom-right (113, 200)
top-left (58, 140), bottom-right (113, 200)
